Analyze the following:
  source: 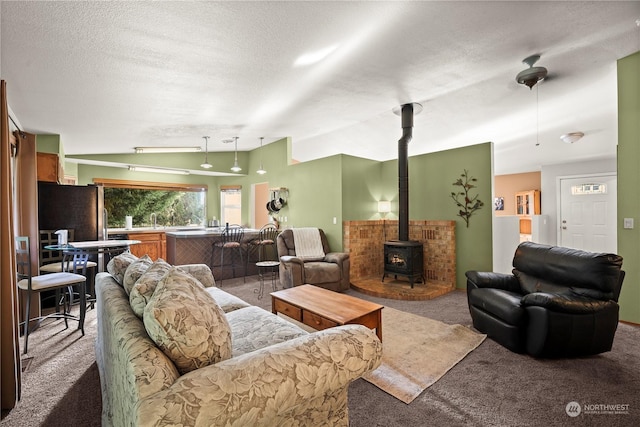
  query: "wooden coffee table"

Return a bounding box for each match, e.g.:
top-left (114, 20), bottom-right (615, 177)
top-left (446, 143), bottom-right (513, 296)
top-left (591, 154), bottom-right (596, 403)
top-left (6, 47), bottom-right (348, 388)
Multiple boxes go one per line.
top-left (271, 284), bottom-right (383, 341)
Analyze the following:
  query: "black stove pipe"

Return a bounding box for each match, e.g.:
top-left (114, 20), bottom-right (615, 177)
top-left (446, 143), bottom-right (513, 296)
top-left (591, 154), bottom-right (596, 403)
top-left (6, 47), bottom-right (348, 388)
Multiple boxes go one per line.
top-left (398, 103), bottom-right (414, 242)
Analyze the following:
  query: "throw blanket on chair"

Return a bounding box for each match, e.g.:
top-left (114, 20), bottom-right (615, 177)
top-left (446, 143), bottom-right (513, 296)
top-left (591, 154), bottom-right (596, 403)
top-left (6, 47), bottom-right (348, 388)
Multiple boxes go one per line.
top-left (292, 228), bottom-right (325, 261)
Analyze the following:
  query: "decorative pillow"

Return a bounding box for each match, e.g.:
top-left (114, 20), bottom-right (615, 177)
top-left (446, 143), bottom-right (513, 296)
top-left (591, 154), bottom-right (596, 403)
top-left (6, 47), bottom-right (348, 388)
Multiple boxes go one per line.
top-left (143, 267), bottom-right (232, 375)
top-left (176, 264), bottom-right (216, 288)
top-left (106, 252), bottom-right (139, 285)
top-left (129, 259), bottom-right (172, 318)
top-left (122, 255), bottom-right (153, 295)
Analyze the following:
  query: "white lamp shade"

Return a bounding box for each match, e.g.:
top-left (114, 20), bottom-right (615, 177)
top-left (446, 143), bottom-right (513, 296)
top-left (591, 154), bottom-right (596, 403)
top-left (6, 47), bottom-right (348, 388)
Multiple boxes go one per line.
top-left (378, 200), bottom-right (391, 213)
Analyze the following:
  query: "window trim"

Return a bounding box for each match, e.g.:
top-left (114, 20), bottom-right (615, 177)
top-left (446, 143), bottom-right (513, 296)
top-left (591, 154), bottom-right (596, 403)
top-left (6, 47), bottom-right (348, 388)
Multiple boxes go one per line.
top-left (93, 178), bottom-right (207, 192)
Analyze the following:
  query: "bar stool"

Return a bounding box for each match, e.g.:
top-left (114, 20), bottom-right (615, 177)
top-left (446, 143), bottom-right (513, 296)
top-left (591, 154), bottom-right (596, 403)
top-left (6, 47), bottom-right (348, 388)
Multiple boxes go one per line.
top-left (255, 260), bottom-right (280, 299)
top-left (16, 236), bottom-right (87, 354)
top-left (247, 223), bottom-right (279, 264)
top-left (211, 225), bottom-right (245, 284)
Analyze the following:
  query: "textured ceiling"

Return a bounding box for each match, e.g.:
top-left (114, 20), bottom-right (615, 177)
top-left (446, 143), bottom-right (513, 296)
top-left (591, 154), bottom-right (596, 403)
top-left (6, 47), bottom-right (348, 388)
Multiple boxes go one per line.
top-left (2, 1), bottom-right (639, 174)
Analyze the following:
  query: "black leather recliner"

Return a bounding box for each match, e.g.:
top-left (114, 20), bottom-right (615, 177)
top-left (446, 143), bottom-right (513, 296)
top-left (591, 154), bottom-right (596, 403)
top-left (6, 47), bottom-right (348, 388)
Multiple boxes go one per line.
top-left (466, 241), bottom-right (625, 358)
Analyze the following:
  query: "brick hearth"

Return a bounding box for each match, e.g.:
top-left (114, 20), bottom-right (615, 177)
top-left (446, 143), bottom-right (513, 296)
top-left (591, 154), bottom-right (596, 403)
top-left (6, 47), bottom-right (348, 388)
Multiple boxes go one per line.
top-left (343, 220), bottom-right (456, 300)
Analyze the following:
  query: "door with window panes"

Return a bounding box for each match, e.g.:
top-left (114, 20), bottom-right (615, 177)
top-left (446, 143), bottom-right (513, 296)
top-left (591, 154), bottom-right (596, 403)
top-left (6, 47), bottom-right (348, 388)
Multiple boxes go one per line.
top-left (559, 175), bottom-right (616, 253)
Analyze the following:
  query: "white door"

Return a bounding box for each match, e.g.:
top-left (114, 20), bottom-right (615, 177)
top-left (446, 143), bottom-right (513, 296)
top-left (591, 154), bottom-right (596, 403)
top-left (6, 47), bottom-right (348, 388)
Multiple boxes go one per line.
top-left (559, 175), bottom-right (617, 253)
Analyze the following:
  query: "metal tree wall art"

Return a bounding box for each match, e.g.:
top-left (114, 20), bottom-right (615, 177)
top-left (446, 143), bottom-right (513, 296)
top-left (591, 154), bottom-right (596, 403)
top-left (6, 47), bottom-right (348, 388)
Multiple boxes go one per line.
top-left (450, 169), bottom-right (484, 228)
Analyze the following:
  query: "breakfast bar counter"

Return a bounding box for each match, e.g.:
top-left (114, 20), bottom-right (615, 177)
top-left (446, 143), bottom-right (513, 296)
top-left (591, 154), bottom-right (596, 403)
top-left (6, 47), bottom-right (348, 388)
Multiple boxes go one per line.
top-left (165, 228), bottom-right (261, 279)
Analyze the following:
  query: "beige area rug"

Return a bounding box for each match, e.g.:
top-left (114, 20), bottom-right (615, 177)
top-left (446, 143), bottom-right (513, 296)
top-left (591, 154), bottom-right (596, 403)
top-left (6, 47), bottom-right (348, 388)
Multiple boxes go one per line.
top-left (362, 307), bottom-right (486, 404)
top-left (279, 306), bottom-right (486, 405)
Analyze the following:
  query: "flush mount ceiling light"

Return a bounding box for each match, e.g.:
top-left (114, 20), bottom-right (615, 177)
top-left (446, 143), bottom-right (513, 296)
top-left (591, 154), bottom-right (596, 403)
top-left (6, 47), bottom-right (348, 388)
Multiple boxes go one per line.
top-left (134, 146), bottom-right (201, 154)
top-left (229, 136), bottom-right (242, 172)
top-left (200, 136), bottom-right (212, 169)
top-left (516, 54), bottom-right (548, 89)
top-left (256, 137), bottom-right (267, 175)
top-left (128, 166), bottom-right (190, 175)
top-left (560, 132), bottom-right (585, 144)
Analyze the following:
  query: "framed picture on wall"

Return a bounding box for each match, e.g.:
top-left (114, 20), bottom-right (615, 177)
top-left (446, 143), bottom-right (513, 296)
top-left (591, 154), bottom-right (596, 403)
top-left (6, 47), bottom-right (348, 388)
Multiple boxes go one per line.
top-left (494, 197), bottom-right (504, 211)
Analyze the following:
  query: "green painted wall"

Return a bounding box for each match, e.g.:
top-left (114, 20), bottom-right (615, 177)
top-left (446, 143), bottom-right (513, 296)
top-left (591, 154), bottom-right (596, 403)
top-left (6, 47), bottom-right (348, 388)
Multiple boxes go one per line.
top-left (341, 155), bottom-right (385, 221)
top-left (285, 156), bottom-right (343, 249)
top-left (215, 138), bottom-right (290, 229)
top-left (73, 146), bottom-right (254, 225)
top-left (36, 134), bottom-right (62, 156)
top-left (72, 138), bottom-right (344, 249)
top-left (411, 143), bottom-right (493, 288)
top-left (71, 137), bottom-right (492, 283)
top-left (617, 51), bottom-right (640, 324)
top-left (378, 143), bottom-right (493, 289)
top-left (338, 142), bottom-right (493, 289)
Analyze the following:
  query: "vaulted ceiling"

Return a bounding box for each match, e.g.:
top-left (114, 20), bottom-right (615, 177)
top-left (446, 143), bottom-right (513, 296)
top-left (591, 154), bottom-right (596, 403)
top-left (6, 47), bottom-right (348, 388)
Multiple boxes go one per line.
top-left (2, 1), bottom-right (639, 175)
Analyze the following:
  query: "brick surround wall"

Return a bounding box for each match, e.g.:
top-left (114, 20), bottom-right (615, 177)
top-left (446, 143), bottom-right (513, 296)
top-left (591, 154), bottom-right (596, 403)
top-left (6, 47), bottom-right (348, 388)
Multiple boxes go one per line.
top-left (343, 220), bottom-right (456, 289)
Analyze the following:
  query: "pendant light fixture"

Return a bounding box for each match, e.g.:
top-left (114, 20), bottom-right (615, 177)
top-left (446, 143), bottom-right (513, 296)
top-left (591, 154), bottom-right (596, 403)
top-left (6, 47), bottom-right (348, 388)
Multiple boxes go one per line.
top-left (200, 136), bottom-right (212, 169)
top-left (230, 136), bottom-right (242, 172)
top-left (256, 137), bottom-right (267, 175)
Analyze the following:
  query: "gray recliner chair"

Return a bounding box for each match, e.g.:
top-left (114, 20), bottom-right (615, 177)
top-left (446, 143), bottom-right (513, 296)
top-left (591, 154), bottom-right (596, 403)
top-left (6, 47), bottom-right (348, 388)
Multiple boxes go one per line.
top-left (276, 228), bottom-right (350, 292)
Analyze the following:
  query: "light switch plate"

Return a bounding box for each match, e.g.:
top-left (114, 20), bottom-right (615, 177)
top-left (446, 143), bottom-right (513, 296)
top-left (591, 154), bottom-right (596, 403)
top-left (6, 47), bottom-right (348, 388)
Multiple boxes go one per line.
top-left (623, 218), bottom-right (634, 229)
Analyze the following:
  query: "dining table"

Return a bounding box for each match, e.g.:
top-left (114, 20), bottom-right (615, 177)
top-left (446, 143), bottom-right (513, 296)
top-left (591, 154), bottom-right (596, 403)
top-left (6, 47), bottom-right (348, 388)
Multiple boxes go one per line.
top-left (45, 239), bottom-right (141, 272)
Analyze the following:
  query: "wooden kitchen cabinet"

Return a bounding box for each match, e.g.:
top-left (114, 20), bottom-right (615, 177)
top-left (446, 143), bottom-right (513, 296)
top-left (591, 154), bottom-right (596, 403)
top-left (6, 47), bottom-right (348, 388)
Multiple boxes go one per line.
top-left (515, 190), bottom-right (541, 243)
top-left (127, 232), bottom-right (167, 261)
top-left (37, 152), bottom-right (63, 183)
top-left (515, 190), bottom-right (540, 216)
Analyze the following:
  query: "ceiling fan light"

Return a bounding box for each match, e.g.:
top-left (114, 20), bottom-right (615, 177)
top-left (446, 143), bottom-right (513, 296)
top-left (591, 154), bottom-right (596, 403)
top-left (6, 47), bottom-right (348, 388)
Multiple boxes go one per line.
top-left (560, 132), bottom-right (585, 144)
top-left (516, 67), bottom-right (548, 89)
top-left (516, 54), bottom-right (548, 89)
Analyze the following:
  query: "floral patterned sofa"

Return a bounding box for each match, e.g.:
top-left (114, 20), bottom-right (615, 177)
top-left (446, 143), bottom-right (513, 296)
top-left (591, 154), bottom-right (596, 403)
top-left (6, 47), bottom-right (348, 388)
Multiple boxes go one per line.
top-left (95, 253), bottom-right (382, 427)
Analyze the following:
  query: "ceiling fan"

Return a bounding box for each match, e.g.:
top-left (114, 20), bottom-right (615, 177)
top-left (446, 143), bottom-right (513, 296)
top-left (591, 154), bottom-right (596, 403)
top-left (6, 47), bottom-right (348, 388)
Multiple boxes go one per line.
top-left (516, 54), bottom-right (548, 89)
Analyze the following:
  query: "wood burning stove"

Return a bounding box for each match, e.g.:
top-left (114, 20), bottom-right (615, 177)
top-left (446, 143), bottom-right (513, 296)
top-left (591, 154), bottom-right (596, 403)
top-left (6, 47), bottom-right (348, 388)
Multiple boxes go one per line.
top-left (382, 102), bottom-right (425, 288)
top-left (383, 241), bottom-right (424, 288)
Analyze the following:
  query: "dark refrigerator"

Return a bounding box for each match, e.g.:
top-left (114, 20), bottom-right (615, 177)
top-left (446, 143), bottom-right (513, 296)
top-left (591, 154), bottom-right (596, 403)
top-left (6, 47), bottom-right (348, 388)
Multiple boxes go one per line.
top-left (37, 182), bottom-right (105, 308)
top-left (38, 182), bottom-right (105, 242)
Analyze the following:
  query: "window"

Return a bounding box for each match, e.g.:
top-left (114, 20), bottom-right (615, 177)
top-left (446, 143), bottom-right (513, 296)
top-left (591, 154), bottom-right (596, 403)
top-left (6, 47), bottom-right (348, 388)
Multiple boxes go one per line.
top-left (94, 178), bottom-right (207, 228)
top-left (571, 183), bottom-right (607, 195)
top-left (220, 187), bottom-right (241, 226)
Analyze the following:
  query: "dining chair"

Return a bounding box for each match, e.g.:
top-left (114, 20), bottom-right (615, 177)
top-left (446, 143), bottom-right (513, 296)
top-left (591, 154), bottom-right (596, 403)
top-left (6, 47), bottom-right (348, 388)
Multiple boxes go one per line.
top-left (62, 249), bottom-right (95, 310)
top-left (211, 225), bottom-right (245, 284)
top-left (16, 236), bottom-right (88, 354)
top-left (39, 229), bottom-right (98, 309)
top-left (38, 229), bottom-right (76, 272)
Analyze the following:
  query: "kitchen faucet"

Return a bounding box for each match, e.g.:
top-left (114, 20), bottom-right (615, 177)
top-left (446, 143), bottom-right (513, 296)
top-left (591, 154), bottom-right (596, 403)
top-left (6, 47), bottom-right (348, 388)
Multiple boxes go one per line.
top-left (150, 212), bottom-right (157, 229)
top-left (103, 208), bottom-right (109, 240)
